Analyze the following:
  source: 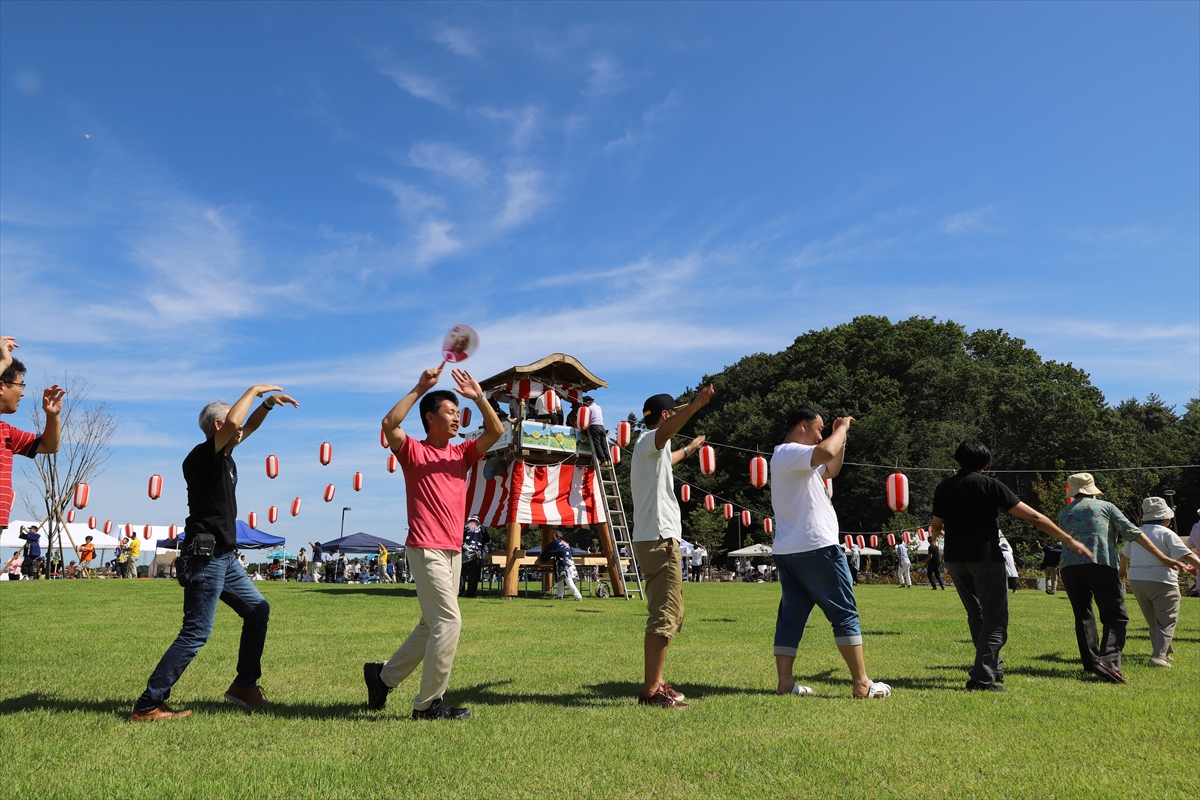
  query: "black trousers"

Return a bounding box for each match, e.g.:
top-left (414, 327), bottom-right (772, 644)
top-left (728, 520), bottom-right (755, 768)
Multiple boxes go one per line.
top-left (1060, 563), bottom-right (1129, 673)
top-left (928, 560), bottom-right (945, 589)
top-left (461, 561), bottom-right (482, 597)
top-left (945, 561), bottom-right (1008, 686)
top-left (587, 424), bottom-right (610, 463)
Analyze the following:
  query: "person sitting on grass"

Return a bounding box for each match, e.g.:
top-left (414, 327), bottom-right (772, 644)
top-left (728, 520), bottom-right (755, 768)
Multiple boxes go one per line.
top-left (629, 386), bottom-right (715, 709)
top-left (770, 406), bottom-right (891, 700)
top-left (930, 440), bottom-right (1091, 692)
top-left (364, 367), bottom-right (503, 721)
top-left (131, 383), bottom-right (299, 722)
top-left (1058, 474), bottom-right (1185, 684)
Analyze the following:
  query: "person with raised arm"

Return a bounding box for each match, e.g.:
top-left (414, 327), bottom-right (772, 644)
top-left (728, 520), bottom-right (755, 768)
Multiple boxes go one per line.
top-left (629, 385), bottom-right (714, 709)
top-left (364, 367), bottom-right (503, 721)
top-left (0, 337), bottom-right (64, 540)
top-left (131, 384), bottom-right (299, 721)
top-left (771, 406), bottom-right (892, 700)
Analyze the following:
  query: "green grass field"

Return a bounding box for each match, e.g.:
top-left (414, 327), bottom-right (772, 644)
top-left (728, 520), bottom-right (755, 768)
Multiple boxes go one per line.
top-left (1, 578), bottom-right (1195, 799)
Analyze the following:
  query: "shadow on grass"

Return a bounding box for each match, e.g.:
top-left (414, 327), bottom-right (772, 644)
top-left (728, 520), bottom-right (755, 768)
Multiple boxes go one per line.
top-left (575, 609), bottom-right (602, 614)
top-left (699, 618), bottom-right (737, 623)
top-left (311, 587), bottom-right (417, 598)
top-left (1, 693), bottom-right (369, 720)
top-left (861, 630), bottom-right (902, 636)
top-left (451, 678), bottom-right (782, 708)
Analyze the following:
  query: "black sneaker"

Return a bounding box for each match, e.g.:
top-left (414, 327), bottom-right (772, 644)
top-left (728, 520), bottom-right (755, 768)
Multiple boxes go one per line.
top-left (1091, 662), bottom-right (1127, 685)
top-left (965, 680), bottom-right (1005, 692)
top-left (412, 698), bottom-right (471, 721)
top-left (363, 662), bottom-right (391, 710)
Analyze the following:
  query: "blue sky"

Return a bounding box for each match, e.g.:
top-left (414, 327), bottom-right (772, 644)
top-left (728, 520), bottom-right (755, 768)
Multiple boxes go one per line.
top-left (2, 1), bottom-right (1197, 555)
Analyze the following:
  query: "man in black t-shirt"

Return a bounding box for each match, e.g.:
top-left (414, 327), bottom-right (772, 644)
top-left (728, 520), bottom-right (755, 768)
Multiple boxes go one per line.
top-left (460, 516), bottom-right (491, 597)
top-left (1037, 541), bottom-right (1063, 595)
top-left (930, 439), bottom-right (1090, 692)
top-left (132, 383), bottom-right (298, 722)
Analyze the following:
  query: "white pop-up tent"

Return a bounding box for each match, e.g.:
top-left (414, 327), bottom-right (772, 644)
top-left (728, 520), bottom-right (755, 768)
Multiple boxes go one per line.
top-left (2, 521), bottom-right (121, 553)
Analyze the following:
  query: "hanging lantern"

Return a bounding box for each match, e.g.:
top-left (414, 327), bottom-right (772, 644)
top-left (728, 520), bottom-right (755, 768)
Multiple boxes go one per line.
top-left (699, 445), bottom-right (717, 476)
top-left (168, 525), bottom-right (178, 540)
top-left (844, 535), bottom-right (853, 548)
top-left (324, 484), bottom-right (336, 502)
top-left (353, 472), bottom-right (364, 492)
top-left (680, 484), bottom-right (691, 503)
top-left (103, 520), bottom-right (113, 535)
top-left (617, 421), bottom-right (631, 448)
top-left (381, 429), bottom-right (389, 448)
top-left (887, 533), bottom-right (896, 547)
top-left (266, 455), bottom-right (279, 479)
top-left (741, 509), bottom-right (751, 527)
top-left (66, 509), bottom-right (76, 523)
top-left (291, 497), bottom-right (302, 516)
top-left (823, 477), bottom-right (833, 500)
top-left (1065, 483), bottom-right (1073, 505)
top-left (460, 406), bottom-right (472, 429)
top-left (87, 516), bottom-right (97, 530)
top-left (856, 535), bottom-right (865, 548)
top-left (577, 405), bottom-right (591, 429)
top-left (124, 523), bottom-right (133, 537)
top-left (544, 390), bottom-right (559, 415)
top-left (870, 535), bottom-right (878, 548)
top-left (268, 506), bottom-right (279, 524)
top-left (143, 525), bottom-right (152, 540)
top-left (704, 494), bottom-right (715, 512)
top-left (248, 512), bottom-right (258, 529)
top-left (72, 483), bottom-right (90, 509)
top-left (724, 503), bottom-right (734, 520)
top-left (148, 474), bottom-right (163, 500)
top-left (885, 472), bottom-right (909, 513)
top-left (918, 528), bottom-right (928, 542)
top-left (903, 531), bottom-right (912, 544)
top-left (611, 445), bottom-right (621, 464)
top-left (763, 517), bottom-right (773, 535)
top-left (749, 456), bottom-right (769, 488)
top-left (387, 454), bottom-right (398, 473)
top-left (319, 442), bottom-right (332, 466)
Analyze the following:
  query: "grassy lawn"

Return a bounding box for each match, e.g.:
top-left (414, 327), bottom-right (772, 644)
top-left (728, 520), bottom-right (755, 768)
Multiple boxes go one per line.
top-left (1, 578), bottom-right (1194, 799)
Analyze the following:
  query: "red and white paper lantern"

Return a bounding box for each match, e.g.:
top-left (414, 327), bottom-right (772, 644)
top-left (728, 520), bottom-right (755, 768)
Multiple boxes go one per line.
top-left (856, 535), bottom-right (865, 548)
top-left (844, 535), bottom-right (853, 548)
top-left (903, 530), bottom-right (912, 544)
top-left (887, 533), bottom-right (896, 547)
top-left (319, 442), bottom-right (332, 466)
top-left (611, 445), bottom-right (621, 464)
top-left (168, 525), bottom-right (178, 540)
top-left (741, 509), bottom-right (751, 527)
top-left (544, 390), bottom-right (559, 415)
top-left (124, 523), bottom-right (133, 538)
top-left (87, 516), bottom-right (97, 530)
top-left (724, 503), bottom-right (734, 520)
top-left (381, 429), bottom-right (389, 448)
top-left (763, 517), bottom-right (773, 535)
top-left (823, 477), bottom-right (834, 500)
top-left (699, 445), bottom-right (717, 476)
top-left (577, 405), bottom-right (591, 429)
top-left (870, 535), bottom-right (879, 548)
top-left (291, 497), bottom-right (302, 517)
top-left (917, 528), bottom-right (928, 542)
top-left (885, 472), bottom-right (909, 513)
top-left (460, 406), bottom-right (472, 429)
top-left (66, 509), bottom-right (76, 523)
top-left (143, 525), bottom-right (152, 540)
top-left (324, 484), bottom-right (336, 502)
top-left (103, 520), bottom-right (113, 535)
top-left (616, 421), bottom-right (631, 448)
top-left (73, 483), bottom-right (90, 509)
top-left (387, 454), bottom-right (398, 473)
top-left (680, 484), bottom-right (691, 503)
top-left (266, 455), bottom-right (279, 479)
top-left (148, 474), bottom-right (163, 500)
top-left (248, 512), bottom-right (258, 529)
top-left (268, 506), bottom-right (279, 524)
top-left (353, 472), bottom-right (364, 492)
top-left (704, 494), bottom-right (715, 512)
top-left (749, 456), bottom-right (769, 488)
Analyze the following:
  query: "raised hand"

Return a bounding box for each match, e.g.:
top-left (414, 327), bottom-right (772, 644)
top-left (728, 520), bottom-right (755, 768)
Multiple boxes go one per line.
top-left (0, 336), bottom-right (16, 357)
top-left (42, 385), bottom-right (65, 416)
top-left (252, 384), bottom-right (283, 397)
top-left (266, 393), bottom-right (300, 409)
top-left (451, 369), bottom-right (483, 401)
top-left (692, 384), bottom-right (716, 410)
top-left (832, 416), bottom-right (856, 432)
top-left (415, 368), bottom-right (441, 395)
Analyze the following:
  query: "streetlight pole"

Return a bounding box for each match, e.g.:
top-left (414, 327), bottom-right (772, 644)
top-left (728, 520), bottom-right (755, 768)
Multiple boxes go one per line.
top-left (341, 507), bottom-right (352, 539)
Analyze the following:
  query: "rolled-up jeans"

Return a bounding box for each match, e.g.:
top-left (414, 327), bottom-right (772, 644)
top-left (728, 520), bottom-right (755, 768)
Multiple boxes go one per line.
top-left (136, 551), bottom-right (270, 712)
top-left (945, 561), bottom-right (1008, 686)
top-left (772, 545), bottom-right (862, 655)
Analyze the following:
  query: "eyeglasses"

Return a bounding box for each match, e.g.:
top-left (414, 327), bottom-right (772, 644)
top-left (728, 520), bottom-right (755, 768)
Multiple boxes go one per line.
top-left (2, 381), bottom-right (26, 389)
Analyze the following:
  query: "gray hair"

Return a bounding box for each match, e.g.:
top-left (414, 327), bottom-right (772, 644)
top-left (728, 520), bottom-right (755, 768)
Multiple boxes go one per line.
top-left (198, 401), bottom-right (230, 437)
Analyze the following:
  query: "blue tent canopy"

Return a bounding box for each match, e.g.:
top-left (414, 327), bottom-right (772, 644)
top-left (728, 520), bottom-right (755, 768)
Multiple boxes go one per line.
top-left (320, 532), bottom-right (405, 553)
top-left (157, 520), bottom-right (285, 551)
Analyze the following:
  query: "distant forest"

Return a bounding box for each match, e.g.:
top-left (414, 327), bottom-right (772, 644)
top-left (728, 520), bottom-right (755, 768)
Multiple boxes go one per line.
top-left (612, 316), bottom-right (1199, 567)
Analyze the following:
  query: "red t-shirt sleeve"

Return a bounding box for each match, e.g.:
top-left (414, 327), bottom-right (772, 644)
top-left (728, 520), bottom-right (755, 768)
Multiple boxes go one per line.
top-left (460, 439), bottom-right (480, 466)
top-left (6, 425), bottom-right (40, 457)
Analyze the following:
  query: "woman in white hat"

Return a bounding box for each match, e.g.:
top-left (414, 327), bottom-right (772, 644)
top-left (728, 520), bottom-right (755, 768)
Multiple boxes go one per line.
top-left (1057, 474), bottom-right (1186, 684)
top-left (1118, 497), bottom-right (1200, 668)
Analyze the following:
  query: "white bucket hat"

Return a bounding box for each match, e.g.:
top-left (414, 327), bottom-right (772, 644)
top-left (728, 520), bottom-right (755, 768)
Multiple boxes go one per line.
top-left (1066, 473), bottom-right (1103, 498)
top-left (1141, 496), bottom-right (1174, 521)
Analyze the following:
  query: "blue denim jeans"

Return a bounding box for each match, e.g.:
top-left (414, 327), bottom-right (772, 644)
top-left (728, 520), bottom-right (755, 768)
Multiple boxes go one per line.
top-left (135, 551), bottom-right (270, 712)
top-left (945, 560), bottom-right (1008, 686)
top-left (772, 545), bottom-right (862, 655)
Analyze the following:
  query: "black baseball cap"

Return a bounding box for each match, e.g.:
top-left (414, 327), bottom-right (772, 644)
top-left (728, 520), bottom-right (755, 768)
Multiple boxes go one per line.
top-left (642, 393), bottom-right (678, 422)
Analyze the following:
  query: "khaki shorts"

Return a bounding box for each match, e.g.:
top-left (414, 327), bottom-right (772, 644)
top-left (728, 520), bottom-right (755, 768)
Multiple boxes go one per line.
top-left (634, 537), bottom-right (685, 639)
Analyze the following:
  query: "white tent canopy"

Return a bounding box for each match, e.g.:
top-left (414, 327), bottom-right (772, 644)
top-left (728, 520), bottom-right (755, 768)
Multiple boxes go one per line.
top-left (2, 521), bottom-right (121, 552)
top-left (728, 543), bottom-right (773, 556)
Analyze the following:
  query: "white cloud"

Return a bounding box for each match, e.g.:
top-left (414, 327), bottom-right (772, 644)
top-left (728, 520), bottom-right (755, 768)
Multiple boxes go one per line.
top-left (408, 142), bottom-right (490, 186)
top-left (375, 63), bottom-right (453, 108)
top-left (413, 219), bottom-right (463, 264)
top-left (433, 25), bottom-right (481, 58)
top-left (494, 171), bottom-right (547, 230)
top-left (585, 53), bottom-right (624, 97)
top-left (478, 105), bottom-right (540, 149)
top-left (605, 91), bottom-right (681, 153)
top-left (938, 206), bottom-right (997, 234)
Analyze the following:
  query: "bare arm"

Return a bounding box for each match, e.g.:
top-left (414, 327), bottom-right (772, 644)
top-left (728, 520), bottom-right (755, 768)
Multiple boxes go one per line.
top-left (654, 384), bottom-right (715, 450)
top-left (1118, 554), bottom-right (1130, 581)
top-left (1132, 533), bottom-right (1187, 570)
top-left (35, 385), bottom-right (65, 454)
top-left (214, 384), bottom-right (283, 453)
top-left (452, 369), bottom-right (504, 452)
top-left (382, 369), bottom-right (441, 450)
top-left (670, 435), bottom-right (707, 465)
top-left (810, 417), bottom-right (854, 470)
top-left (0, 336), bottom-right (15, 378)
top-left (1008, 502), bottom-right (1093, 560)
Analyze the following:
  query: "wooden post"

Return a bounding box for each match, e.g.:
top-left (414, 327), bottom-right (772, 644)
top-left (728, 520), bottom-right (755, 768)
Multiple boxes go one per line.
top-left (595, 521), bottom-right (626, 598)
top-left (540, 525), bottom-right (554, 592)
top-left (502, 519), bottom-right (522, 598)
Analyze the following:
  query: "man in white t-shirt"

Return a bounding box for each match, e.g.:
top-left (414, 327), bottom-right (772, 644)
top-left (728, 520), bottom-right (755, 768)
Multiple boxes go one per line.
top-left (629, 385), bottom-right (714, 709)
top-left (770, 405), bottom-right (891, 699)
top-left (896, 541), bottom-right (912, 588)
top-left (581, 396), bottom-right (609, 464)
top-left (690, 544), bottom-right (707, 582)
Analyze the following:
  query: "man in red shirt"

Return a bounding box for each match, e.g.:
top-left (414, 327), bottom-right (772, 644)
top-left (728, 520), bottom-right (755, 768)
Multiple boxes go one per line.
top-left (364, 367), bottom-right (503, 720)
top-left (0, 337), bottom-right (64, 536)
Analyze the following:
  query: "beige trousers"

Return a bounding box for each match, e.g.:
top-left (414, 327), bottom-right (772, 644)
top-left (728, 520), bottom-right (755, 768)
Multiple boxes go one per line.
top-left (381, 547), bottom-right (462, 711)
top-left (1128, 579), bottom-right (1180, 661)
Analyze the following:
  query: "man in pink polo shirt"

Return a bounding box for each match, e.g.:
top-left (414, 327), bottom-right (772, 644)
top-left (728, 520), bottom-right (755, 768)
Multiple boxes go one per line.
top-left (364, 366), bottom-right (503, 720)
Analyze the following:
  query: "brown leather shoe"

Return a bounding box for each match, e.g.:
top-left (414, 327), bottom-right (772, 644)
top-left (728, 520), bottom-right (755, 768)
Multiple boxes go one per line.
top-left (130, 703), bottom-right (192, 722)
top-left (638, 688), bottom-right (688, 709)
top-left (224, 683), bottom-right (272, 708)
top-left (660, 681), bottom-right (686, 701)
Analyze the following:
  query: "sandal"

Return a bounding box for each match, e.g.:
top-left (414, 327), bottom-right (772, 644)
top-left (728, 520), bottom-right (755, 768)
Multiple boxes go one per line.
top-left (786, 681), bottom-right (814, 696)
top-left (855, 681), bottom-right (892, 699)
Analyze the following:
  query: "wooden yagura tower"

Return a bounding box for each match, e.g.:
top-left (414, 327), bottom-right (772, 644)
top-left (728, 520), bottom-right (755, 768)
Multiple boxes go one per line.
top-left (464, 354), bottom-right (627, 598)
